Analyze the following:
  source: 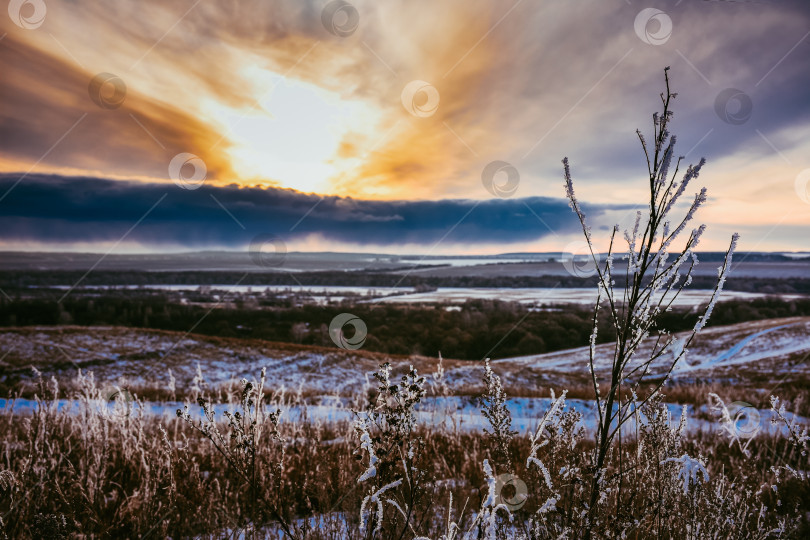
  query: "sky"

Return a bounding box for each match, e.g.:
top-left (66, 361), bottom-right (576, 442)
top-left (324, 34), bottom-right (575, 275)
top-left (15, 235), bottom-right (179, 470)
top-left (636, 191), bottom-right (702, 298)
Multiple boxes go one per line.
top-left (1, 0), bottom-right (809, 255)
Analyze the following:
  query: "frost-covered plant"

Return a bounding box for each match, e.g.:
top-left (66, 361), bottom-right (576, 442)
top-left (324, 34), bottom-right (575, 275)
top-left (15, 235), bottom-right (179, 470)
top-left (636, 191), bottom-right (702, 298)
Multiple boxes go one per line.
top-left (661, 453), bottom-right (709, 495)
top-left (770, 395), bottom-right (809, 457)
top-left (523, 389), bottom-right (585, 538)
top-left (359, 475), bottom-right (403, 536)
top-left (354, 362), bottom-right (429, 539)
top-left (769, 395), bottom-right (810, 493)
top-left (563, 67), bottom-right (739, 533)
top-left (177, 367), bottom-right (296, 539)
top-left (2, 369), bottom-right (177, 538)
top-left (428, 353), bottom-right (459, 431)
top-left (477, 459), bottom-right (514, 540)
top-left (708, 392), bottom-right (757, 457)
top-left (431, 352), bottom-right (451, 398)
top-left (481, 360), bottom-right (517, 472)
top-left (525, 389), bottom-right (567, 491)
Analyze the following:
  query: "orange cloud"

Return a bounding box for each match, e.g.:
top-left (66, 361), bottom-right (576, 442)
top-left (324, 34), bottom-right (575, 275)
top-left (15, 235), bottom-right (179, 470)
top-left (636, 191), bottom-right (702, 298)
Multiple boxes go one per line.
top-left (0, 34), bottom-right (236, 183)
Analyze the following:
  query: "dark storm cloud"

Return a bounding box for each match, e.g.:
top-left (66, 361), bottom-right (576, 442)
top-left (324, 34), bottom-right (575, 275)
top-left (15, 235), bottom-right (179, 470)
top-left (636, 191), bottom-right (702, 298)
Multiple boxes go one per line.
top-left (0, 173), bottom-right (631, 247)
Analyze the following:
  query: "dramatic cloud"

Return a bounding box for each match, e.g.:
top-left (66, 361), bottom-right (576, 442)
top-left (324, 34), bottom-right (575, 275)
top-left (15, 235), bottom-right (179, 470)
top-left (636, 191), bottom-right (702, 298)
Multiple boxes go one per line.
top-left (0, 173), bottom-right (635, 249)
top-left (0, 35), bottom-right (237, 181)
top-left (1, 0), bottom-right (808, 251)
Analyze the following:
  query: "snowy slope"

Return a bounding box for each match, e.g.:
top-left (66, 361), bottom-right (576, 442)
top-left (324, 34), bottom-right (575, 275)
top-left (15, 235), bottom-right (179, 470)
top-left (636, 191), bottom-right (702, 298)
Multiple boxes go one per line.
top-left (487, 317), bottom-right (810, 385)
top-left (1, 317), bottom-right (808, 396)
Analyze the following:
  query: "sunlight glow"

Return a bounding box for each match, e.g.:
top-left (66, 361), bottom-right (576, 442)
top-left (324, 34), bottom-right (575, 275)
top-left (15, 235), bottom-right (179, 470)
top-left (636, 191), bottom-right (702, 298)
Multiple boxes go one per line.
top-left (205, 66), bottom-right (382, 193)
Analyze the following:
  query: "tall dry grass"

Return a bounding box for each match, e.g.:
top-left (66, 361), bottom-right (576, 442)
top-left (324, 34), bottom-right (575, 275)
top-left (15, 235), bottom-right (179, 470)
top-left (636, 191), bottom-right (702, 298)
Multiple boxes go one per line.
top-left (0, 362), bottom-right (808, 538)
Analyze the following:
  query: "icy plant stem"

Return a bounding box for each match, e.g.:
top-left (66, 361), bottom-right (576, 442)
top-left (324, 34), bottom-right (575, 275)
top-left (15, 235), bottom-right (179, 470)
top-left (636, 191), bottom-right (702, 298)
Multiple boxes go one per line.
top-left (564, 68), bottom-right (739, 539)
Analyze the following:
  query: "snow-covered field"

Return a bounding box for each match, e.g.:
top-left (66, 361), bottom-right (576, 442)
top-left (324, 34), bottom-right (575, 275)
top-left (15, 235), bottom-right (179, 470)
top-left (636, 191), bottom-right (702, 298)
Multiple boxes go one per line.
top-left (2, 394), bottom-right (801, 440)
top-left (44, 284), bottom-right (402, 305)
top-left (2, 318), bottom-right (808, 536)
top-left (46, 284), bottom-right (396, 297)
top-left (367, 287), bottom-right (806, 306)
top-left (491, 316), bottom-right (810, 385)
top-left (397, 257), bottom-right (537, 267)
top-left (0, 326), bottom-right (381, 395)
top-left (35, 284), bottom-right (807, 308)
top-left (1, 317), bottom-right (808, 396)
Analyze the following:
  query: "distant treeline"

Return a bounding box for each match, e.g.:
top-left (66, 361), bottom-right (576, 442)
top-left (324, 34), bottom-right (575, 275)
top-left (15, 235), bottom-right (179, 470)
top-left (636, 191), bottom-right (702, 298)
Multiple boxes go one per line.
top-left (1, 294), bottom-right (808, 360)
top-left (1, 270), bottom-right (809, 294)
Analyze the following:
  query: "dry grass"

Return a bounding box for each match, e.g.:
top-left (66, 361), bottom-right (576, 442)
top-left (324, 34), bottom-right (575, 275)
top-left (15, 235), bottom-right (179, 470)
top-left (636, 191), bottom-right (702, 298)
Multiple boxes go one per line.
top-left (0, 363), bottom-right (808, 539)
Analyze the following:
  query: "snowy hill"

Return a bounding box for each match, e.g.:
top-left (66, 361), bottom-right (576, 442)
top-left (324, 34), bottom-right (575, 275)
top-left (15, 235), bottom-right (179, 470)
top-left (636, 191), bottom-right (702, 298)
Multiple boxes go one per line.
top-left (1, 317), bottom-right (808, 398)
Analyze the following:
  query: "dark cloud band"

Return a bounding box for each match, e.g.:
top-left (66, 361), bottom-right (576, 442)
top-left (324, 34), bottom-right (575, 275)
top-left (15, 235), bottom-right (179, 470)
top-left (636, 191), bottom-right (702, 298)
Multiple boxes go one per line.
top-left (0, 173), bottom-right (631, 247)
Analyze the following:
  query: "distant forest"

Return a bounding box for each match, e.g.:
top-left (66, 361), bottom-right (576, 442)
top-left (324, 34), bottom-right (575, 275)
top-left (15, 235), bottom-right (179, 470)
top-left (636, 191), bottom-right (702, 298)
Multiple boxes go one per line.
top-left (1, 294), bottom-right (808, 360)
top-left (1, 270), bottom-right (809, 294)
